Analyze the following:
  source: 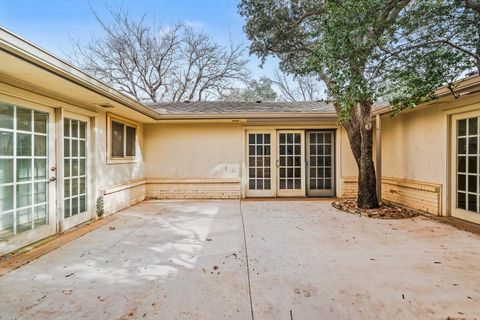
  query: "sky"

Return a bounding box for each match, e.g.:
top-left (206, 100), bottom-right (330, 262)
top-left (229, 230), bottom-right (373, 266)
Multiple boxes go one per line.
top-left (0, 0), bottom-right (279, 79)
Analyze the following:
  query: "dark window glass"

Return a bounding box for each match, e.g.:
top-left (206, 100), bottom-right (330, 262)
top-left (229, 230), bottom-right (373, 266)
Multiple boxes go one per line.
top-left (111, 121), bottom-right (124, 157)
top-left (469, 118), bottom-right (478, 136)
top-left (468, 156), bottom-right (477, 173)
top-left (264, 134), bottom-right (270, 144)
top-left (468, 137), bottom-right (477, 154)
top-left (458, 138), bottom-right (467, 154)
top-left (468, 193), bottom-right (477, 212)
top-left (125, 126), bottom-right (136, 157)
top-left (457, 192), bottom-right (466, 209)
top-left (468, 175), bottom-right (477, 193)
top-left (458, 119), bottom-right (467, 136)
top-left (458, 156), bottom-right (466, 173)
top-left (458, 174), bottom-right (466, 191)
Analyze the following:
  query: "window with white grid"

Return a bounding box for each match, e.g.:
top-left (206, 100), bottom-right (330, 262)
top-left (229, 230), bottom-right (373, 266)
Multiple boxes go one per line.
top-left (457, 117), bottom-right (479, 213)
top-left (248, 133), bottom-right (271, 190)
top-left (64, 118), bottom-right (87, 218)
top-left (0, 103), bottom-right (49, 241)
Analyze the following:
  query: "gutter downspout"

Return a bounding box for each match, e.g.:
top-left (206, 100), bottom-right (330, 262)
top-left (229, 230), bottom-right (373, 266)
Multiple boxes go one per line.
top-left (376, 114), bottom-right (382, 202)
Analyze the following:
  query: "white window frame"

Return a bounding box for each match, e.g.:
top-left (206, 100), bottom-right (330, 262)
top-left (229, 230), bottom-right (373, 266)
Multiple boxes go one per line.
top-left (106, 113), bottom-right (138, 164)
top-left (450, 110), bottom-right (480, 224)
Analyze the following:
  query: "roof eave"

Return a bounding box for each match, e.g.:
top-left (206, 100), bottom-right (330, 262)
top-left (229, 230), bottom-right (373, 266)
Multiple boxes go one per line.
top-left (154, 112), bottom-right (338, 120)
top-left (0, 27), bottom-right (159, 120)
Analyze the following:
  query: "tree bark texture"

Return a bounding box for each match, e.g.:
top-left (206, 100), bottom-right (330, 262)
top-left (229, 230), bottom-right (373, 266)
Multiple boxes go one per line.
top-left (341, 102), bottom-right (380, 209)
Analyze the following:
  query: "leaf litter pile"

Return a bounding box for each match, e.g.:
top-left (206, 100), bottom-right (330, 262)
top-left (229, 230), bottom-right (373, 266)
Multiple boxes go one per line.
top-left (332, 199), bottom-right (421, 219)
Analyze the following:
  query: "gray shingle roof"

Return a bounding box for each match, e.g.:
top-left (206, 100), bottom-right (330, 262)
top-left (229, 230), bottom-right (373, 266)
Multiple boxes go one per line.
top-left (147, 101), bottom-right (336, 115)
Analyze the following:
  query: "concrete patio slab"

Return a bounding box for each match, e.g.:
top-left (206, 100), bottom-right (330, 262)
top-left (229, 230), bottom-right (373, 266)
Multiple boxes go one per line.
top-left (0, 200), bottom-right (479, 319)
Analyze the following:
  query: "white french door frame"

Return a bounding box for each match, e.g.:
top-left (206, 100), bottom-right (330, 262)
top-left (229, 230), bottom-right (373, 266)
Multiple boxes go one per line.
top-left (245, 129), bottom-right (277, 197)
top-left (450, 110), bottom-right (480, 224)
top-left (0, 100), bottom-right (56, 255)
top-left (276, 130), bottom-right (306, 197)
top-left (62, 111), bottom-right (93, 230)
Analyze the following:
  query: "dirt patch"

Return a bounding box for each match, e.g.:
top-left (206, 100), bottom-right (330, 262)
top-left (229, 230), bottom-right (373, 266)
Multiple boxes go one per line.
top-left (332, 199), bottom-right (420, 219)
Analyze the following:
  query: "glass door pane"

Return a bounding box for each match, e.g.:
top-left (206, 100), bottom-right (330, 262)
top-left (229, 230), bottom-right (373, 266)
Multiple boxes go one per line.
top-left (64, 118), bottom-right (88, 219)
top-left (248, 133), bottom-right (272, 191)
top-left (278, 132), bottom-right (302, 191)
top-left (0, 103), bottom-right (49, 241)
top-left (456, 117), bottom-right (479, 213)
top-left (307, 131), bottom-right (335, 197)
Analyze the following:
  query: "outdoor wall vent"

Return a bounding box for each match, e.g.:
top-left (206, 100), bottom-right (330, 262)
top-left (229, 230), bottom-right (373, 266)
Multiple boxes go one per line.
top-left (184, 100), bottom-right (190, 103)
top-left (255, 100), bottom-right (262, 103)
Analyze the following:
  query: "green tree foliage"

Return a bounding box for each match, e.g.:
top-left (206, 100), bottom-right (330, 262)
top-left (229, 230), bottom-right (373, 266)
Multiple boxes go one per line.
top-left (239, 0), bottom-right (478, 208)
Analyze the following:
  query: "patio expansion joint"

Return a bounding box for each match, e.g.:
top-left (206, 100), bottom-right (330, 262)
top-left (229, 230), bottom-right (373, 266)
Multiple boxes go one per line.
top-left (239, 200), bottom-right (255, 320)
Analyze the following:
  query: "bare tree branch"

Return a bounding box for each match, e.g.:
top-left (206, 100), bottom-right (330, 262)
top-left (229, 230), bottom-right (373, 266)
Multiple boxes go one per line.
top-left (69, 8), bottom-right (249, 102)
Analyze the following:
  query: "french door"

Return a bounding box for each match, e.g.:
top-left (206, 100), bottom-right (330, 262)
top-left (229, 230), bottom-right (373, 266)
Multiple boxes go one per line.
top-left (0, 102), bottom-right (56, 254)
top-left (246, 131), bottom-right (275, 197)
top-left (306, 131), bottom-right (335, 197)
top-left (450, 112), bottom-right (480, 224)
top-left (63, 113), bottom-right (91, 230)
top-left (276, 130), bottom-right (305, 197)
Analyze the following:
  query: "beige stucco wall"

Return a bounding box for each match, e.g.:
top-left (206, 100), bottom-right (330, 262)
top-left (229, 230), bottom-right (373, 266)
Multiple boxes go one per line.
top-left (381, 107), bottom-right (446, 184)
top-left (144, 123), bottom-right (243, 179)
top-left (94, 110), bottom-right (146, 214)
top-left (143, 123), bottom-right (243, 199)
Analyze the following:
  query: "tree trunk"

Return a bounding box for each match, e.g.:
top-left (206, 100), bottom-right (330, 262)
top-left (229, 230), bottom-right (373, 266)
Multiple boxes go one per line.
top-left (342, 102), bottom-right (380, 209)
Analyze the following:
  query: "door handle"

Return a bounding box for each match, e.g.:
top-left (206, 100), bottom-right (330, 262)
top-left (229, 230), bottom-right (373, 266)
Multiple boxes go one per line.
top-left (276, 159), bottom-right (280, 167)
top-left (48, 176), bottom-right (56, 183)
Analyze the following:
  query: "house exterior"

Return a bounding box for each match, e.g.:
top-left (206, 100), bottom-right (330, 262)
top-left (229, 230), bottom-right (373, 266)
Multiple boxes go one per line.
top-left (1, 27), bottom-right (480, 255)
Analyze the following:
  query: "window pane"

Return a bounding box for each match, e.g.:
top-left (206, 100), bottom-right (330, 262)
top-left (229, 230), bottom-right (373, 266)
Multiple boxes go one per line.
top-left (34, 159), bottom-right (46, 180)
top-left (458, 119), bottom-right (467, 136)
top-left (79, 121), bottom-right (86, 139)
top-left (80, 195), bottom-right (86, 213)
top-left (34, 204), bottom-right (47, 226)
top-left (0, 104), bottom-right (14, 129)
top-left (0, 211), bottom-right (13, 240)
top-left (17, 183), bottom-right (32, 208)
top-left (469, 118), bottom-right (478, 136)
top-left (16, 108), bottom-right (32, 131)
top-left (79, 140), bottom-right (86, 157)
top-left (64, 139), bottom-right (70, 157)
top-left (34, 135), bottom-right (47, 157)
top-left (72, 159), bottom-right (78, 176)
top-left (125, 126), bottom-right (136, 157)
top-left (16, 207), bottom-right (32, 234)
top-left (0, 186), bottom-right (14, 211)
top-left (64, 119), bottom-right (70, 137)
top-left (111, 121), bottom-right (124, 157)
top-left (0, 159), bottom-right (13, 183)
top-left (64, 179), bottom-right (70, 198)
top-left (17, 159), bottom-right (32, 182)
top-left (458, 192), bottom-right (466, 209)
top-left (17, 133), bottom-right (32, 156)
top-left (72, 139), bottom-right (78, 157)
top-left (64, 159), bottom-right (70, 177)
top-left (71, 120), bottom-right (78, 138)
top-left (0, 131), bottom-right (13, 156)
top-left (34, 182), bottom-right (47, 204)
top-left (458, 174), bottom-right (466, 191)
top-left (64, 199), bottom-right (70, 218)
top-left (79, 159), bottom-right (85, 175)
top-left (34, 112), bottom-right (47, 133)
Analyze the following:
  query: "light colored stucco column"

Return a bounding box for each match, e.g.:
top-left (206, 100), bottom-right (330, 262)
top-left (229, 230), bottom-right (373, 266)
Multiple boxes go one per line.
top-left (376, 114), bottom-right (382, 202)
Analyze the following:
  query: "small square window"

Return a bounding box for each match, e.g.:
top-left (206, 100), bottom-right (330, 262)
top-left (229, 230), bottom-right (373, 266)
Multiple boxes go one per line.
top-left (108, 115), bottom-right (137, 162)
